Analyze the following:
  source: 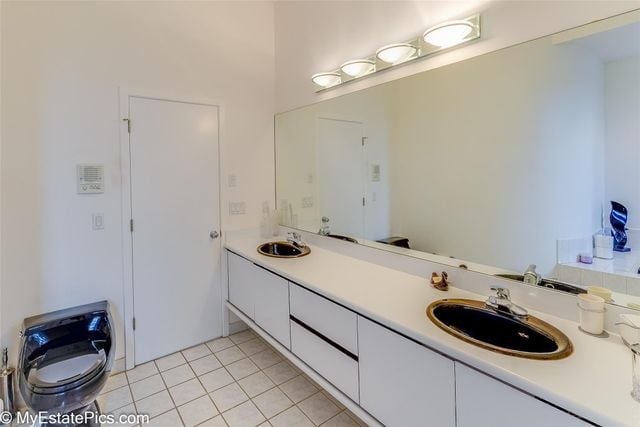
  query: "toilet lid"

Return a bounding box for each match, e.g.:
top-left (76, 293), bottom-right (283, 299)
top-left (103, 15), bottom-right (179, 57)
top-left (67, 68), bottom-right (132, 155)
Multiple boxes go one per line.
top-left (27, 351), bottom-right (106, 391)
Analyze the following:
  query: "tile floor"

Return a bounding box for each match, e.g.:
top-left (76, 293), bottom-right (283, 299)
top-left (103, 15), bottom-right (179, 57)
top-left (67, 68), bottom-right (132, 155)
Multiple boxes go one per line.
top-left (98, 329), bottom-right (367, 427)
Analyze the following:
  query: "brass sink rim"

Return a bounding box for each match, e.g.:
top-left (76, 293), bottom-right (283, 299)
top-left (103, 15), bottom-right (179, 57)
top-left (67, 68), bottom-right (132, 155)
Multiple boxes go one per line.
top-left (427, 298), bottom-right (573, 361)
top-left (257, 241), bottom-right (311, 258)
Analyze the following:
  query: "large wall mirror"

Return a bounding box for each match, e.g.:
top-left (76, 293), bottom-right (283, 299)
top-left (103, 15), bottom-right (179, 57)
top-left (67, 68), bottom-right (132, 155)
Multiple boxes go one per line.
top-left (275, 12), bottom-right (640, 310)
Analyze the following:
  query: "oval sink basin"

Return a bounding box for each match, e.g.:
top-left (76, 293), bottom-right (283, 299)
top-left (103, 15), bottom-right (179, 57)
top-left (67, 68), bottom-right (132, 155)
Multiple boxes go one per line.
top-left (257, 241), bottom-right (311, 258)
top-left (427, 299), bottom-right (572, 360)
top-left (327, 234), bottom-right (358, 244)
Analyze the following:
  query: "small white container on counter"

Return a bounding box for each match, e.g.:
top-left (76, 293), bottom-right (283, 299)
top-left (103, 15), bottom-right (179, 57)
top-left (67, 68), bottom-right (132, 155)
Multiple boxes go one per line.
top-left (594, 234), bottom-right (614, 259)
top-left (577, 294), bottom-right (605, 335)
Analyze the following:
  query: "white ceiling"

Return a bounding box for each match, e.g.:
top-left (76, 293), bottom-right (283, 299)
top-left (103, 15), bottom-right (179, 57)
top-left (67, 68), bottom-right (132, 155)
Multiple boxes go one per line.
top-left (570, 21), bottom-right (640, 62)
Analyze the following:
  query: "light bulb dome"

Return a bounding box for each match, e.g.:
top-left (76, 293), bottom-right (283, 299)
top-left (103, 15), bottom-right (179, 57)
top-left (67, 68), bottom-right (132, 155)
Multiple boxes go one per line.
top-left (375, 43), bottom-right (418, 65)
top-left (340, 59), bottom-right (375, 77)
top-left (311, 72), bottom-right (341, 88)
top-left (423, 20), bottom-right (474, 48)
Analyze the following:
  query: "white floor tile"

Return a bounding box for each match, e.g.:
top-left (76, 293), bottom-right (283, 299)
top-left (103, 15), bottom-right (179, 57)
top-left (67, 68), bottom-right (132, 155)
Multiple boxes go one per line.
top-left (298, 392), bottom-right (341, 425)
top-left (190, 354), bottom-right (223, 376)
top-left (108, 403), bottom-right (139, 427)
top-left (155, 352), bottom-right (187, 372)
top-left (252, 387), bottom-right (293, 419)
top-left (178, 395), bottom-right (219, 427)
top-left (229, 330), bottom-right (257, 345)
top-left (97, 385), bottom-right (133, 413)
top-left (237, 339), bottom-right (268, 356)
top-left (200, 367), bottom-right (236, 393)
top-left (135, 390), bottom-right (174, 419)
top-left (321, 412), bottom-right (361, 427)
top-left (209, 382), bottom-right (249, 413)
top-left (279, 375), bottom-right (319, 403)
top-left (237, 371), bottom-right (275, 398)
top-left (269, 406), bottom-right (314, 427)
top-left (250, 349), bottom-right (283, 370)
top-left (207, 337), bottom-right (235, 353)
top-left (215, 346), bottom-right (246, 366)
top-left (226, 358), bottom-right (259, 380)
top-left (263, 361), bottom-right (298, 385)
top-left (169, 378), bottom-right (206, 406)
top-left (130, 374), bottom-right (166, 401)
top-left (182, 344), bottom-right (211, 362)
top-left (161, 363), bottom-right (196, 388)
top-left (146, 409), bottom-right (184, 427)
top-left (197, 415), bottom-right (229, 427)
top-left (102, 373), bottom-right (128, 394)
top-left (126, 361), bottom-right (159, 384)
top-left (222, 400), bottom-right (266, 427)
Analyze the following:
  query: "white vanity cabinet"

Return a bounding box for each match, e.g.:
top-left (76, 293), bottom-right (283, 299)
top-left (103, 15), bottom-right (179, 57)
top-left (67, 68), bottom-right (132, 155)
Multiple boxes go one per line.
top-left (228, 251), bottom-right (257, 319)
top-left (358, 317), bottom-right (456, 427)
top-left (253, 264), bottom-right (291, 348)
top-left (289, 284), bottom-right (360, 402)
top-left (455, 363), bottom-right (589, 427)
top-left (227, 251), bottom-right (290, 348)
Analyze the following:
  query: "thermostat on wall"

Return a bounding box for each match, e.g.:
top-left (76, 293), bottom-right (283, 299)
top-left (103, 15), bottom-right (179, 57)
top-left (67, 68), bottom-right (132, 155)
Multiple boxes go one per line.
top-left (77, 164), bottom-right (104, 194)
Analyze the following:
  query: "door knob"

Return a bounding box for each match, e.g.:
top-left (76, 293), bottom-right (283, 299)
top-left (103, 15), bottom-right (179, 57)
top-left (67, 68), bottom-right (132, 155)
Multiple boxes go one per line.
top-left (210, 231), bottom-right (220, 239)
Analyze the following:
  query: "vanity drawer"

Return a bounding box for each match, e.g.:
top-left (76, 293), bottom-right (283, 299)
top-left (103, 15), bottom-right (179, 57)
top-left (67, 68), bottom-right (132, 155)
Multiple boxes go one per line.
top-left (290, 320), bottom-right (359, 402)
top-left (289, 284), bottom-right (358, 355)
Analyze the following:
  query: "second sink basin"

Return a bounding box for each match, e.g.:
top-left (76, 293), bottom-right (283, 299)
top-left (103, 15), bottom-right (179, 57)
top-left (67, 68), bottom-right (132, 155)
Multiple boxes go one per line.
top-left (257, 241), bottom-right (311, 258)
top-left (427, 299), bottom-right (572, 360)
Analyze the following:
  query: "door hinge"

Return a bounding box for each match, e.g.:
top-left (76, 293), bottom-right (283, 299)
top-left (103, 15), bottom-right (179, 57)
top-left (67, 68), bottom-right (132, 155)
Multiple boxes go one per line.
top-left (132, 317), bottom-right (136, 331)
top-left (123, 118), bottom-right (131, 133)
top-left (130, 219), bottom-right (134, 232)
top-left (362, 197), bottom-right (366, 206)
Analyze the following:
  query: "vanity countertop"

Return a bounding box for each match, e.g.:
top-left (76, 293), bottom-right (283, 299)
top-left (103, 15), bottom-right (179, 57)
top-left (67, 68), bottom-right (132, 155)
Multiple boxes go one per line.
top-left (226, 237), bottom-right (639, 427)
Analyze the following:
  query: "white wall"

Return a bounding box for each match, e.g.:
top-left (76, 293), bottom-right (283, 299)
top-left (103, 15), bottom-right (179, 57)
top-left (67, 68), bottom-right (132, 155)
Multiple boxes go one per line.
top-left (0, 1), bottom-right (275, 361)
top-left (274, 0), bottom-right (639, 112)
top-left (388, 37), bottom-right (604, 275)
top-left (604, 56), bottom-right (640, 228)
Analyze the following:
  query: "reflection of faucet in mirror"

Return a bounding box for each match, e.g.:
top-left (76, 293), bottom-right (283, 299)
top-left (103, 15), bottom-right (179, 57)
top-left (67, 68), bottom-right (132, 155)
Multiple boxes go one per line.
top-left (287, 232), bottom-right (307, 250)
top-left (318, 216), bottom-right (330, 236)
top-left (523, 264), bottom-right (541, 286)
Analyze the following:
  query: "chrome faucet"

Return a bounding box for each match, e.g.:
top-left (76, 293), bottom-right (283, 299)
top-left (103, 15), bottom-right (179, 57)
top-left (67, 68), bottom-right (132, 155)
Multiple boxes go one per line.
top-left (287, 232), bottom-right (306, 250)
top-left (523, 264), bottom-right (541, 286)
top-left (318, 217), bottom-right (330, 236)
top-left (486, 287), bottom-right (528, 319)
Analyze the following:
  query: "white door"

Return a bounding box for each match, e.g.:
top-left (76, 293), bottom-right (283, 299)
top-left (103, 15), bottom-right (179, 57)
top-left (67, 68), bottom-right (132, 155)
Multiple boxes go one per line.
top-left (316, 118), bottom-right (365, 238)
top-left (128, 96), bottom-right (221, 364)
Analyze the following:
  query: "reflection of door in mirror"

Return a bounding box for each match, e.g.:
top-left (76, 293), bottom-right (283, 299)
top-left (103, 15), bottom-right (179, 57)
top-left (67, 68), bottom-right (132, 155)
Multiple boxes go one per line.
top-left (316, 118), bottom-right (365, 238)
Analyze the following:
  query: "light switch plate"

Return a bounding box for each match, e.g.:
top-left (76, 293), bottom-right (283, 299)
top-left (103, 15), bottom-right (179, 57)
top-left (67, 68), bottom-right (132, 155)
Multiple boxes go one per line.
top-left (228, 174), bottom-right (237, 187)
top-left (302, 197), bottom-right (314, 208)
top-left (92, 213), bottom-right (104, 230)
top-left (229, 202), bottom-right (246, 215)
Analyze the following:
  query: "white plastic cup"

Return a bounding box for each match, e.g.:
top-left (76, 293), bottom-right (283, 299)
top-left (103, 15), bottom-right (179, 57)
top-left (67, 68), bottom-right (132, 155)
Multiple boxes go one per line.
top-left (578, 294), bottom-right (605, 334)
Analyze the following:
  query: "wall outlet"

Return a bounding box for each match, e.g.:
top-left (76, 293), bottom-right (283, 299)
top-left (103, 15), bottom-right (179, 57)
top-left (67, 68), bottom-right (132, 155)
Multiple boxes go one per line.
top-left (92, 213), bottom-right (104, 230)
top-left (301, 197), bottom-right (314, 208)
top-left (371, 164), bottom-right (381, 182)
top-left (228, 174), bottom-right (237, 187)
top-left (229, 201), bottom-right (246, 215)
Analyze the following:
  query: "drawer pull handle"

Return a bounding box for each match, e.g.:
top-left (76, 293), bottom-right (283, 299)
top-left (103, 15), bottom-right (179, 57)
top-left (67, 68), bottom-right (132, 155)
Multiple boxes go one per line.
top-left (290, 315), bottom-right (358, 362)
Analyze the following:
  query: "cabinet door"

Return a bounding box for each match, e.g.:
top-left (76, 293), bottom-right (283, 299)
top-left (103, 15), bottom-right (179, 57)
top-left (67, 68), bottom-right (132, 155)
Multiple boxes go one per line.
top-left (254, 266), bottom-right (290, 348)
top-left (227, 251), bottom-right (257, 319)
top-left (456, 363), bottom-right (589, 427)
top-left (358, 317), bottom-right (455, 427)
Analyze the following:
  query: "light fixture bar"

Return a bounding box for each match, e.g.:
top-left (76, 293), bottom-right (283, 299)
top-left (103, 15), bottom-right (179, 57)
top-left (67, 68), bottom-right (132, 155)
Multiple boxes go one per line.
top-left (311, 14), bottom-right (480, 92)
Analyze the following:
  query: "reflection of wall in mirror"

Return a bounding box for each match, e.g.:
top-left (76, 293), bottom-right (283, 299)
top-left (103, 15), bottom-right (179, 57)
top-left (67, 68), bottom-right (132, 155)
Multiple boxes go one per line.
top-left (387, 36), bottom-right (605, 276)
top-left (276, 87), bottom-right (393, 241)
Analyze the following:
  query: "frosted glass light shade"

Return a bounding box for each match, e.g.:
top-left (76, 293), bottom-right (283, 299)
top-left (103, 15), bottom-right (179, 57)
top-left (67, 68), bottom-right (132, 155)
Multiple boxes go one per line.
top-left (340, 59), bottom-right (375, 77)
top-left (375, 43), bottom-right (417, 64)
top-left (311, 72), bottom-right (341, 88)
top-left (423, 21), bottom-right (474, 48)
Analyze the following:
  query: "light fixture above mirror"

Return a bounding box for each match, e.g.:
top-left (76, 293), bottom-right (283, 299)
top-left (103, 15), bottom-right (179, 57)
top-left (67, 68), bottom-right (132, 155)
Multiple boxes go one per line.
top-left (311, 14), bottom-right (480, 91)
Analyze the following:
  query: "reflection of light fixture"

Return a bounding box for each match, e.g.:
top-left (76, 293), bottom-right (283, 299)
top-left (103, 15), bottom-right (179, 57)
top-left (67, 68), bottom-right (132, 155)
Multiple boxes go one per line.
top-left (423, 20), bottom-right (474, 48)
top-left (340, 59), bottom-right (375, 77)
top-left (376, 43), bottom-right (418, 64)
top-left (311, 72), bottom-right (341, 88)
